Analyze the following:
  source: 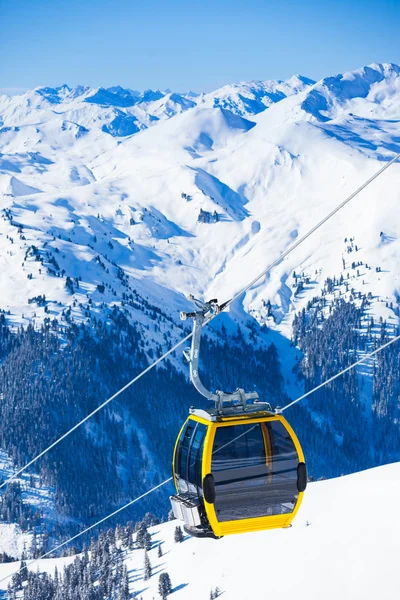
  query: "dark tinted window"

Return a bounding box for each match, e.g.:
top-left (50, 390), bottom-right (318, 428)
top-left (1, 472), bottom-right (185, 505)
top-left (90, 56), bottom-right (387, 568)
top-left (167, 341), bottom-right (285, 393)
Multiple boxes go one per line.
top-left (268, 420), bottom-right (299, 465)
top-left (175, 421), bottom-right (207, 497)
top-left (175, 422), bottom-right (194, 489)
top-left (212, 424), bottom-right (265, 472)
top-left (189, 425), bottom-right (206, 491)
top-left (211, 420), bottom-right (299, 522)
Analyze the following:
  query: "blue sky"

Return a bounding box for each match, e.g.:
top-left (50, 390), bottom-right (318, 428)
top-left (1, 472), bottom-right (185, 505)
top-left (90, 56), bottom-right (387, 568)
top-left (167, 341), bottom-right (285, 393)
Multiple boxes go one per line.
top-left (1, 0), bottom-right (399, 93)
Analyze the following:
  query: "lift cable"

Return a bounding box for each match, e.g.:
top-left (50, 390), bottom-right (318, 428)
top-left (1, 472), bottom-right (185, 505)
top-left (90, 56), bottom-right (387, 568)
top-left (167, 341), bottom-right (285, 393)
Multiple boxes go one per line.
top-left (0, 152), bottom-right (398, 493)
top-left (2, 331), bottom-right (400, 586)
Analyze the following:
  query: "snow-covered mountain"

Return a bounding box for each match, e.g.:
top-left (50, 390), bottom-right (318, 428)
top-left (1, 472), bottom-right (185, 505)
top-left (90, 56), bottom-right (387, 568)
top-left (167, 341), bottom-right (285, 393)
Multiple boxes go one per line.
top-left (0, 62), bottom-right (399, 343)
top-left (0, 74), bottom-right (313, 140)
top-left (0, 62), bottom-right (399, 567)
top-left (1, 462), bottom-right (399, 599)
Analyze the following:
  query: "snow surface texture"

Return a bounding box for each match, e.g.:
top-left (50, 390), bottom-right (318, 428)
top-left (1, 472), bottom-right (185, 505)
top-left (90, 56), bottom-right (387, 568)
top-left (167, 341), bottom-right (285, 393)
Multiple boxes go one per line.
top-left (1, 463), bottom-right (399, 599)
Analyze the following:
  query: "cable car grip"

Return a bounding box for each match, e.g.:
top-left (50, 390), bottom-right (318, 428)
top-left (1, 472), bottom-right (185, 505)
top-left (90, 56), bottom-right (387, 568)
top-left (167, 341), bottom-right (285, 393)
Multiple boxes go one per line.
top-left (180, 295), bottom-right (266, 414)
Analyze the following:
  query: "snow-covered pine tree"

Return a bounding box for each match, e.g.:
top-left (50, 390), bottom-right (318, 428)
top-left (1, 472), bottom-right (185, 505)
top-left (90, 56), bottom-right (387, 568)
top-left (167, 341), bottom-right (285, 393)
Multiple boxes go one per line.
top-left (10, 571), bottom-right (22, 591)
top-left (174, 525), bottom-right (184, 543)
top-left (136, 524), bottom-right (148, 549)
top-left (118, 565), bottom-right (130, 600)
top-left (144, 550), bottom-right (152, 580)
top-left (20, 551), bottom-right (28, 581)
top-left (144, 530), bottom-right (152, 551)
top-left (136, 522), bottom-right (152, 550)
top-left (7, 583), bottom-right (16, 600)
top-left (158, 572), bottom-right (172, 598)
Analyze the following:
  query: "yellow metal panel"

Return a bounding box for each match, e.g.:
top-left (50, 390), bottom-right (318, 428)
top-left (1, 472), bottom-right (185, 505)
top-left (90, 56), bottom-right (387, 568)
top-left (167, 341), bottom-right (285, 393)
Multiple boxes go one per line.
top-left (187, 414), bottom-right (212, 426)
top-left (219, 512), bottom-right (295, 535)
top-left (202, 422), bottom-right (221, 535)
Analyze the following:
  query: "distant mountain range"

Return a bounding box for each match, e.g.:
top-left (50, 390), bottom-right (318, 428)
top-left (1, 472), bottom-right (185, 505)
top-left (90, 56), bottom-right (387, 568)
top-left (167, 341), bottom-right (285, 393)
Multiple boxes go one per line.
top-left (0, 73), bottom-right (316, 139)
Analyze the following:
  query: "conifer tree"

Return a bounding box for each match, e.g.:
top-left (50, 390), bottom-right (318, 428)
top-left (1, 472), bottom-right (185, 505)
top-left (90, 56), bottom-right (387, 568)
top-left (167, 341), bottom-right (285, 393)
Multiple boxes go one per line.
top-left (20, 551), bottom-right (28, 581)
top-left (10, 571), bottom-right (22, 591)
top-left (174, 525), bottom-right (184, 543)
top-left (144, 531), bottom-right (152, 551)
top-left (144, 550), bottom-right (152, 580)
top-left (136, 526), bottom-right (146, 549)
top-left (7, 583), bottom-right (16, 600)
top-left (158, 572), bottom-right (172, 598)
top-left (119, 565), bottom-right (130, 600)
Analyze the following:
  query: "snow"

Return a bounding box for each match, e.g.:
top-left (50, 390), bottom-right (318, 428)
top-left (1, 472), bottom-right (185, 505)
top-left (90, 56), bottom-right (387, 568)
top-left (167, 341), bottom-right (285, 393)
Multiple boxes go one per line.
top-left (143, 463), bottom-right (400, 599)
top-left (1, 462), bottom-right (399, 598)
top-left (0, 175), bottom-right (41, 197)
top-left (0, 524), bottom-right (32, 563)
top-left (0, 554), bottom-right (76, 590)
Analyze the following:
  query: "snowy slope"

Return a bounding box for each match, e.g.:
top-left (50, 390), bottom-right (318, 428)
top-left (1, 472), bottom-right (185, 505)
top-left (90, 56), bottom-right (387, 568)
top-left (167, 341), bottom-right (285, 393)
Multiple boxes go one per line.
top-left (1, 462), bottom-right (399, 599)
top-left (128, 463), bottom-right (400, 599)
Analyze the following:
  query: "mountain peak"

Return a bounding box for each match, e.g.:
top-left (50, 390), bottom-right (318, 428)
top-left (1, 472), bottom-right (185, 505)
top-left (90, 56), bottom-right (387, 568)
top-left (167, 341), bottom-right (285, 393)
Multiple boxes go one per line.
top-left (285, 74), bottom-right (316, 87)
top-left (300, 62), bottom-right (400, 121)
top-left (34, 84), bottom-right (72, 104)
top-left (85, 86), bottom-right (138, 107)
top-left (139, 89), bottom-right (165, 103)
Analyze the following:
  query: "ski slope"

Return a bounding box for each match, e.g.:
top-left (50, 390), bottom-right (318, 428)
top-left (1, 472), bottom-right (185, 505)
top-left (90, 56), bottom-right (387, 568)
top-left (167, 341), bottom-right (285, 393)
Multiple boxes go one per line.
top-left (1, 462), bottom-right (399, 599)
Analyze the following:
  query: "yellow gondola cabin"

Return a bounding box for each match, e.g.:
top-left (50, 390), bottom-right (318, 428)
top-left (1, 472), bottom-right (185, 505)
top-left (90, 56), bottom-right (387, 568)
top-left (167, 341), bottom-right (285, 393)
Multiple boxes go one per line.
top-left (171, 410), bottom-right (306, 538)
top-left (170, 297), bottom-right (307, 538)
